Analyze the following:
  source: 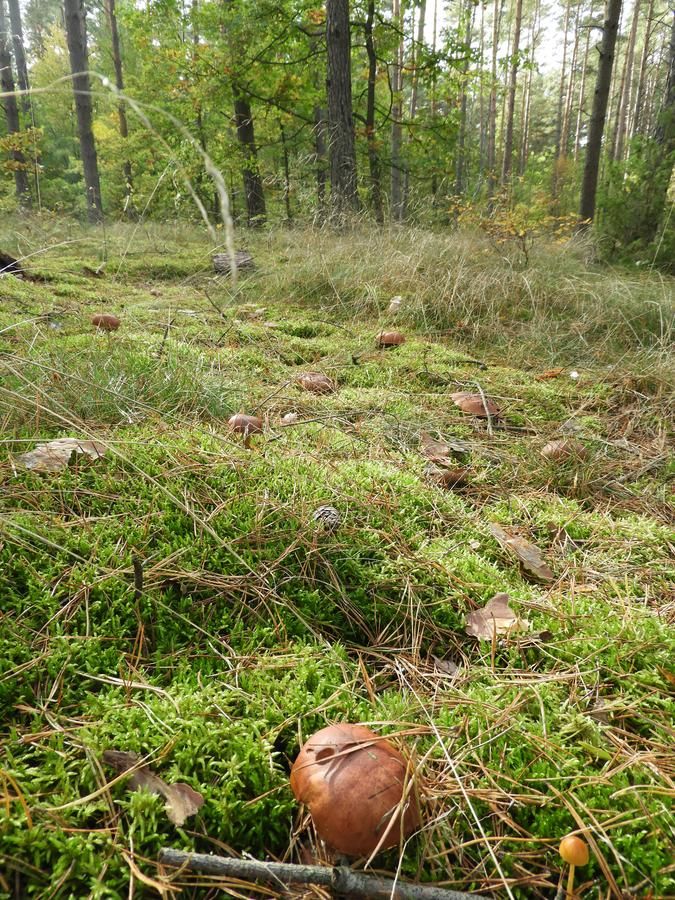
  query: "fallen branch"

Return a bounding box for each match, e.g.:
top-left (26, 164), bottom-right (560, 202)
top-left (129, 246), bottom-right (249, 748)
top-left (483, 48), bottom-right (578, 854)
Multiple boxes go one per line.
top-left (159, 849), bottom-right (485, 899)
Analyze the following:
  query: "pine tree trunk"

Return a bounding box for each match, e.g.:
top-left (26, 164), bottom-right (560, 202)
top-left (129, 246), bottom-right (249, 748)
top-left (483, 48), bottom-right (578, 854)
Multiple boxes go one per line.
top-left (518, 0), bottom-right (539, 175)
top-left (390, 0), bottom-right (404, 220)
top-left (501, 0), bottom-right (523, 185)
top-left (478, 0), bottom-right (487, 174)
top-left (104, 0), bottom-right (133, 212)
top-left (365, 0), bottom-right (384, 224)
top-left (0, 0), bottom-right (30, 206)
top-left (233, 94), bottom-right (266, 226)
top-left (631, 0), bottom-right (655, 137)
top-left (560, 3), bottom-right (581, 157)
top-left (653, 9), bottom-right (674, 148)
top-left (612, 0), bottom-right (640, 161)
top-left (7, 0), bottom-right (30, 116)
top-left (454, 0), bottom-right (473, 196)
top-left (314, 105), bottom-right (328, 216)
top-left (574, 0), bottom-right (594, 160)
top-left (280, 121), bottom-right (292, 223)
top-left (579, 0), bottom-right (623, 225)
top-left (555, 0), bottom-right (573, 158)
top-left (63, 0), bottom-right (103, 222)
top-left (326, 0), bottom-right (359, 219)
top-left (486, 0), bottom-right (502, 199)
top-left (402, 0), bottom-right (426, 212)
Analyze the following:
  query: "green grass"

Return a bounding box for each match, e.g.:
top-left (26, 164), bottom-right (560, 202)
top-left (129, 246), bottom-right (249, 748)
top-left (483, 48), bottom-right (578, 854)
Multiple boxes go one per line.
top-left (0, 219), bottom-right (673, 898)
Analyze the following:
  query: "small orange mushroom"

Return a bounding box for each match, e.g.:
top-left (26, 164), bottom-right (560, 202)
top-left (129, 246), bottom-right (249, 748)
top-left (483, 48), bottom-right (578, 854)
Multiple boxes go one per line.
top-left (376, 331), bottom-right (405, 348)
top-left (290, 723), bottom-right (420, 857)
top-left (228, 413), bottom-right (264, 449)
top-left (559, 834), bottom-right (589, 898)
top-left (450, 391), bottom-right (500, 419)
top-left (297, 373), bottom-right (336, 394)
top-left (91, 313), bottom-right (120, 332)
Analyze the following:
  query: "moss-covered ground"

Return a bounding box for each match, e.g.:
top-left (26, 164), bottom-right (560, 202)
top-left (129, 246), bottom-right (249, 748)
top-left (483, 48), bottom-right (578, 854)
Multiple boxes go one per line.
top-left (0, 220), bottom-right (673, 898)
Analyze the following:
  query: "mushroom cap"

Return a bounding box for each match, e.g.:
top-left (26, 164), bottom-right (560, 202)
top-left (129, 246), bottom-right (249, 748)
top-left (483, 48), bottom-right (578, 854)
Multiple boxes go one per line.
top-left (377, 331), bottom-right (406, 347)
top-left (297, 372), bottom-right (336, 394)
top-left (228, 414), bottom-right (264, 436)
top-left (290, 723), bottom-right (420, 857)
top-left (541, 439), bottom-right (588, 462)
top-left (424, 463), bottom-right (469, 489)
top-left (450, 391), bottom-right (500, 418)
top-left (91, 313), bottom-right (120, 331)
top-left (559, 834), bottom-right (589, 867)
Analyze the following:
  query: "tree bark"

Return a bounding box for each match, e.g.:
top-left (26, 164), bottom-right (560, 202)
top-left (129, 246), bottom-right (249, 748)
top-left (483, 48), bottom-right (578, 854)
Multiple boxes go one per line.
top-left (233, 93), bottom-right (266, 226)
top-left (486, 0), bottom-right (502, 199)
top-left (365, 0), bottom-right (384, 223)
top-left (325, 0), bottom-right (359, 219)
top-left (104, 0), bottom-right (133, 212)
top-left (7, 0), bottom-right (30, 116)
top-left (519, 0), bottom-right (540, 175)
top-left (313, 105), bottom-right (328, 216)
top-left (554, 0), bottom-right (573, 158)
top-left (63, 0), bottom-right (103, 222)
top-left (560, 2), bottom-right (581, 157)
top-left (0, 0), bottom-right (31, 206)
top-left (631, 0), bottom-right (655, 138)
top-left (501, 0), bottom-right (523, 184)
top-left (402, 0), bottom-right (426, 211)
top-left (579, 0), bottom-right (623, 224)
top-left (574, 0), bottom-right (594, 160)
top-left (612, 0), bottom-right (640, 161)
top-left (455, 0), bottom-right (473, 195)
top-left (390, 0), bottom-right (404, 219)
top-left (280, 120), bottom-right (292, 223)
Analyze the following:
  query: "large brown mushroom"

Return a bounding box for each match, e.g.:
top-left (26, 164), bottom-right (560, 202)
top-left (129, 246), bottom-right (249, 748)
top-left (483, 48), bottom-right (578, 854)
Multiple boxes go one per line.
top-left (297, 373), bottom-right (336, 394)
top-left (91, 313), bottom-right (120, 332)
top-left (290, 723), bottom-right (420, 857)
top-left (376, 331), bottom-right (406, 349)
top-left (450, 391), bottom-right (500, 419)
top-left (228, 413), bottom-right (264, 449)
top-left (541, 438), bottom-right (588, 462)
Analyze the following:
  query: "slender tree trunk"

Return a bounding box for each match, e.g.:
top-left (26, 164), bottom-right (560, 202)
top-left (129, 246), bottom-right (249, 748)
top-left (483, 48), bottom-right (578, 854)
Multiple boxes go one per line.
top-left (233, 93), bottom-right (266, 225)
top-left (555, 0), bottom-right (573, 158)
top-left (574, 1), bottom-right (594, 160)
top-left (279, 121), bottom-right (292, 223)
top-left (104, 0), bottom-right (133, 212)
top-left (63, 0), bottom-right (103, 222)
top-left (501, 0), bottom-right (523, 185)
top-left (631, 0), bottom-right (654, 137)
top-left (612, 0), bottom-right (640, 160)
top-left (431, 0), bottom-right (439, 199)
top-left (365, 0), bottom-right (384, 223)
top-left (653, 9), bottom-right (674, 148)
top-left (313, 105), bottom-right (328, 217)
top-left (519, 0), bottom-right (540, 175)
top-left (0, 0), bottom-right (30, 205)
top-left (454, 0), bottom-right (473, 196)
top-left (7, 0), bottom-right (30, 116)
top-left (497, 2), bottom-right (512, 167)
top-left (560, 3), bottom-right (581, 157)
top-left (402, 0), bottom-right (426, 212)
top-left (478, 0), bottom-right (487, 174)
top-left (579, 0), bottom-right (623, 224)
top-left (486, 0), bottom-right (502, 199)
top-left (326, 0), bottom-right (359, 218)
top-left (391, 0), bottom-right (404, 220)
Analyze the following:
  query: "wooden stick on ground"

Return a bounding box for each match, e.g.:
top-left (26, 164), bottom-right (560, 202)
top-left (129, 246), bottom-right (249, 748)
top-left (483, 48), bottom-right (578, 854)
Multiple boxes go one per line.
top-left (159, 849), bottom-right (486, 899)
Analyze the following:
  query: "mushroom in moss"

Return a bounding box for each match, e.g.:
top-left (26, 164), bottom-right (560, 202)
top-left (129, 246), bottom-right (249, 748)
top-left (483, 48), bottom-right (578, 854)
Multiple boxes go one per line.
top-left (376, 331), bottom-right (405, 349)
top-left (297, 373), bottom-right (336, 394)
top-left (290, 723), bottom-right (420, 858)
top-left (450, 391), bottom-right (500, 419)
top-left (559, 833), bottom-right (589, 898)
top-left (228, 413), bottom-right (263, 449)
top-left (424, 463), bottom-right (469, 489)
top-left (541, 438), bottom-right (588, 462)
top-left (91, 313), bottom-right (120, 332)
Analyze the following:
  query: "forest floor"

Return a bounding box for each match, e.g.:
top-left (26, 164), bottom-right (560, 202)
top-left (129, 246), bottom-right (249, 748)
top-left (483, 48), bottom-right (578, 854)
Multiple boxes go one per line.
top-left (0, 218), bottom-right (673, 899)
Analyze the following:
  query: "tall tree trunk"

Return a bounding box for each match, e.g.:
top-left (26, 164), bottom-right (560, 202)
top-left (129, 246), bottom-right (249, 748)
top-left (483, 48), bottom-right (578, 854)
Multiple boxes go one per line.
top-left (390, 0), bottom-right (404, 220)
top-left (431, 0), bottom-right (439, 199)
top-left (653, 9), bottom-right (674, 148)
top-left (574, 0), bottom-right (594, 160)
top-left (365, 0), bottom-right (384, 223)
top-left (454, 0), bottom-right (473, 196)
top-left (519, 0), bottom-right (540, 175)
top-left (7, 0), bottom-right (30, 116)
top-left (0, 0), bottom-right (30, 205)
top-left (560, 3), bottom-right (581, 157)
top-left (402, 0), bottom-right (426, 212)
top-left (63, 0), bottom-right (103, 222)
top-left (280, 121), bottom-right (292, 223)
top-left (478, 0), bottom-right (487, 174)
top-left (486, 0), bottom-right (502, 199)
top-left (612, 0), bottom-right (640, 160)
top-left (555, 0), bottom-right (573, 158)
top-left (501, 0), bottom-right (523, 185)
top-left (579, 0), bottom-right (623, 225)
top-left (233, 93), bottom-right (266, 225)
top-left (325, 0), bottom-right (359, 218)
top-left (313, 105), bottom-right (328, 217)
top-left (104, 0), bottom-right (133, 212)
top-left (631, 0), bottom-right (655, 137)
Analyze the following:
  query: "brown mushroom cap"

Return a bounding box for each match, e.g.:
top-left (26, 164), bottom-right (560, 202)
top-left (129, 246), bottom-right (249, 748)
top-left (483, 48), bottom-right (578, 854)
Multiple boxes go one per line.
top-left (297, 372), bottom-right (336, 394)
top-left (91, 313), bottom-right (120, 332)
top-left (290, 723), bottom-right (420, 857)
top-left (450, 391), bottom-right (500, 418)
top-left (541, 438), bottom-right (588, 462)
top-left (228, 414), bottom-right (264, 436)
top-left (559, 834), bottom-right (589, 867)
top-left (424, 463), bottom-right (469, 489)
top-left (377, 331), bottom-right (406, 348)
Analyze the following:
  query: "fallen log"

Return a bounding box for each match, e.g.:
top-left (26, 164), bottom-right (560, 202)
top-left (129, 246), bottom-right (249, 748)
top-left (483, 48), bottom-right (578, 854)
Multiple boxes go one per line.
top-left (213, 250), bottom-right (254, 274)
top-left (159, 848), bottom-right (485, 899)
top-left (0, 250), bottom-right (23, 276)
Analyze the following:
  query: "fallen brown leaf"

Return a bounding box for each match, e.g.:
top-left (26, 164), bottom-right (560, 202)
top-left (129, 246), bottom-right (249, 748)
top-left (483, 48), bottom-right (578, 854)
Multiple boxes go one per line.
top-left (465, 593), bottom-right (525, 640)
top-left (420, 432), bottom-right (471, 464)
top-left (541, 438), bottom-right (588, 461)
top-left (534, 368), bottom-right (564, 381)
top-left (431, 655), bottom-right (460, 676)
top-left (15, 438), bottom-right (106, 473)
top-left (489, 523), bottom-right (554, 583)
top-left (103, 750), bottom-right (204, 826)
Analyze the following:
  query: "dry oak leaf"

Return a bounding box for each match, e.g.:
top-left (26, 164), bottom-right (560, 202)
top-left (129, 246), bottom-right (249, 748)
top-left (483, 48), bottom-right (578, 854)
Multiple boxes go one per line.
top-left (489, 523), bottom-right (554, 583)
top-left (450, 391), bottom-right (500, 418)
top-left (16, 438), bottom-right (106, 473)
top-left (103, 750), bottom-right (204, 826)
top-left (465, 592), bottom-right (525, 640)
